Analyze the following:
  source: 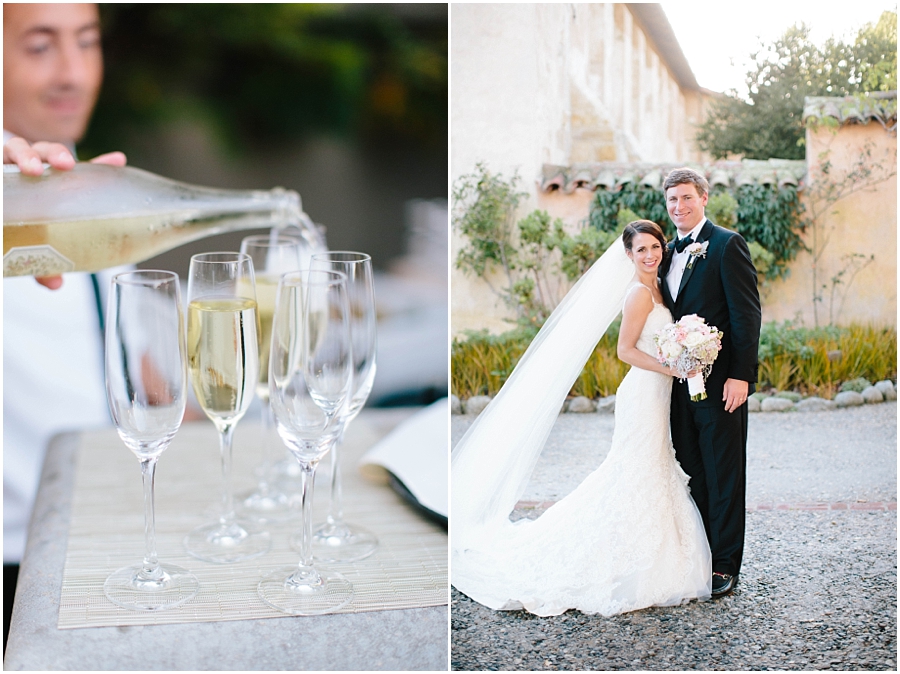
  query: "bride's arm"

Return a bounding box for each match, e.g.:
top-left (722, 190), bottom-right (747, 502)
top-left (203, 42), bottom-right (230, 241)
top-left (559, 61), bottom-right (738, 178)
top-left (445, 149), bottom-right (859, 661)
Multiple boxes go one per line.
top-left (616, 288), bottom-right (677, 376)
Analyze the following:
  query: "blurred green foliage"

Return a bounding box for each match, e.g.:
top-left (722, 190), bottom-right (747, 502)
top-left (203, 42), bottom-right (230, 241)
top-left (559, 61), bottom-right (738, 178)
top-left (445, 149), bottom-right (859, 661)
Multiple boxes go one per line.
top-left (590, 183), bottom-right (805, 282)
top-left (80, 3), bottom-right (447, 158)
top-left (695, 12), bottom-right (897, 160)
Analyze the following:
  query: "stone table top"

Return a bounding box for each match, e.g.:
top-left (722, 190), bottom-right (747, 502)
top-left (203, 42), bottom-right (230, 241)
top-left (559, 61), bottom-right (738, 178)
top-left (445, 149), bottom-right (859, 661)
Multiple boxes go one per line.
top-left (5, 408), bottom-right (448, 671)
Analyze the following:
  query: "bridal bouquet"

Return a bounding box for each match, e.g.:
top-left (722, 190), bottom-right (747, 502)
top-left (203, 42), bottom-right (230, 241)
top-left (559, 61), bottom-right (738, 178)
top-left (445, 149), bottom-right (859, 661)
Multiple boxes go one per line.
top-left (654, 314), bottom-right (723, 401)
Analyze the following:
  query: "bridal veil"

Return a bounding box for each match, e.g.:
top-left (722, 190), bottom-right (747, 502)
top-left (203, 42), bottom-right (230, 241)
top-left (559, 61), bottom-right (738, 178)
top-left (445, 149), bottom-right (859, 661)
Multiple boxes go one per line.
top-left (451, 237), bottom-right (635, 551)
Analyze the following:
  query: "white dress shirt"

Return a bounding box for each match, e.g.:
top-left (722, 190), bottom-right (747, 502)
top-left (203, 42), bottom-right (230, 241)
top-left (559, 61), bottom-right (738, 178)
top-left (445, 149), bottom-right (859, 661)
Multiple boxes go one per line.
top-left (666, 219), bottom-right (707, 301)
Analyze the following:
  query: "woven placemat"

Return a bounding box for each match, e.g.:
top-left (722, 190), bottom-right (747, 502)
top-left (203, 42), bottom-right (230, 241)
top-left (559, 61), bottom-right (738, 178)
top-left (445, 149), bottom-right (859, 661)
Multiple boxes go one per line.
top-left (58, 411), bottom-right (448, 629)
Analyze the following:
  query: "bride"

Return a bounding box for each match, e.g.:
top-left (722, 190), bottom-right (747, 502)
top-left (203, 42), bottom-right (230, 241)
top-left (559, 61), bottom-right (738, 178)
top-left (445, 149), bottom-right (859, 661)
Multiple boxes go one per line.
top-left (451, 220), bottom-right (711, 617)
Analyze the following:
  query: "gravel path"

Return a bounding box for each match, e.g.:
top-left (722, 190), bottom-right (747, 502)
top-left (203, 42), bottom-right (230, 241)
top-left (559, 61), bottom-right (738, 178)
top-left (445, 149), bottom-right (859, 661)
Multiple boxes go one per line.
top-left (451, 403), bottom-right (897, 671)
top-left (451, 403), bottom-right (897, 504)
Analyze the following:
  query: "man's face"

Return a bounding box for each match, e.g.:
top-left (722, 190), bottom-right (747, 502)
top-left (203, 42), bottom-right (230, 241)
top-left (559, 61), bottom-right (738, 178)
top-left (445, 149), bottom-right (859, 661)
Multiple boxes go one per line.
top-left (665, 182), bottom-right (708, 235)
top-left (3, 3), bottom-right (102, 144)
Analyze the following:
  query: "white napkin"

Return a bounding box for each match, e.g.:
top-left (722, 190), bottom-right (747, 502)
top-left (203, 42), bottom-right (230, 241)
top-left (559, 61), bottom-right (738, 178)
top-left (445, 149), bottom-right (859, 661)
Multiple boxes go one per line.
top-left (358, 398), bottom-right (448, 517)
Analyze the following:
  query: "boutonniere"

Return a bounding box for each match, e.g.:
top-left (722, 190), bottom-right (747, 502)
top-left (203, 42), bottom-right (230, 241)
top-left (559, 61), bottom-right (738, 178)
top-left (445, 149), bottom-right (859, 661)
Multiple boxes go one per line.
top-left (685, 241), bottom-right (709, 269)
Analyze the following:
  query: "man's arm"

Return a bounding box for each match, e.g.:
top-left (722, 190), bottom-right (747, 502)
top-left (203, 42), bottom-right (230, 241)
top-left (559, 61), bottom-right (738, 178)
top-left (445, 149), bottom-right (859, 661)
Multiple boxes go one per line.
top-left (721, 232), bottom-right (762, 384)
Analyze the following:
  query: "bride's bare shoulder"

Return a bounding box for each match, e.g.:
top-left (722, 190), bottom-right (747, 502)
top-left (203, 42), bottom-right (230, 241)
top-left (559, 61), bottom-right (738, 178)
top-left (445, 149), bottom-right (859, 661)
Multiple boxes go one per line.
top-left (624, 282), bottom-right (654, 301)
top-left (623, 283), bottom-right (654, 313)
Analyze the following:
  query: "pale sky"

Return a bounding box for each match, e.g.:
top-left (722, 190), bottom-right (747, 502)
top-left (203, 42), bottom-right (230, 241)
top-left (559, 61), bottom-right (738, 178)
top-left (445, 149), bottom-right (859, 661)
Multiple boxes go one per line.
top-left (662, 0), bottom-right (897, 94)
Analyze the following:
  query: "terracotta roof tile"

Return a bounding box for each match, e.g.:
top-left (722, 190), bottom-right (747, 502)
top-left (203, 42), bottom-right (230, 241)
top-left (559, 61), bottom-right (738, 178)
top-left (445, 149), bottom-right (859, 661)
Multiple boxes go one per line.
top-left (803, 92), bottom-right (897, 132)
top-left (538, 159), bottom-right (807, 193)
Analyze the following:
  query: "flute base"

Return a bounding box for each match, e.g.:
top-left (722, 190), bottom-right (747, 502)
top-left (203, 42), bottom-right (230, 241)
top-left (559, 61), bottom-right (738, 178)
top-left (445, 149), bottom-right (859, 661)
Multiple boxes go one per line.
top-left (308, 521), bottom-right (378, 563)
top-left (185, 519), bottom-right (271, 564)
top-left (104, 563), bottom-right (199, 611)
top-left (257, 565), bottom-right (353, 615)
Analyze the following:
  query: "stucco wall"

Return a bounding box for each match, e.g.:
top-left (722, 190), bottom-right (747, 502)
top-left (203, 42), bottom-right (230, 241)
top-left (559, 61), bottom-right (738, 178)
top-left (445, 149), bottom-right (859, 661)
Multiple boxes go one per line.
top-left (763, 123), bottom-right (897, 327)
top-left (451, 3), bottom-right (709, 336)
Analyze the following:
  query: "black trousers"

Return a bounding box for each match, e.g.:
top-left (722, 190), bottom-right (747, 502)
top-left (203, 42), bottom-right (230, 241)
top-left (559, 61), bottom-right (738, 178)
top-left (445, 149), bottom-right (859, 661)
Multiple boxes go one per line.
top-left (670, 384), bottom-right (748, 576)
top-left (3, 564), bottom-right (18, 655)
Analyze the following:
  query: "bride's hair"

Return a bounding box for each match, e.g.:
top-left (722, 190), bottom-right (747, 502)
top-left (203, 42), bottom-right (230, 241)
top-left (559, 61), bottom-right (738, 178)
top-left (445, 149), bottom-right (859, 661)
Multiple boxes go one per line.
top-left (623, 220), bottom-right (667, 253)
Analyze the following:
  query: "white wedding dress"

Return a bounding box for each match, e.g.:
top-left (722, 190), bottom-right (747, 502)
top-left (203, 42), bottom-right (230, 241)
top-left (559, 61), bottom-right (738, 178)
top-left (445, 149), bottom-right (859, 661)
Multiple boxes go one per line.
top-left (451, 242), bottom-right (712, 617)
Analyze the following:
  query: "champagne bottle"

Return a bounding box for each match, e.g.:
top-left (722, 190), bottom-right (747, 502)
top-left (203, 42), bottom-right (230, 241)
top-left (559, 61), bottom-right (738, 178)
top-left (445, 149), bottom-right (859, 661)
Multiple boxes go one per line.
top-left (3, 163), bottom-right (326, 277)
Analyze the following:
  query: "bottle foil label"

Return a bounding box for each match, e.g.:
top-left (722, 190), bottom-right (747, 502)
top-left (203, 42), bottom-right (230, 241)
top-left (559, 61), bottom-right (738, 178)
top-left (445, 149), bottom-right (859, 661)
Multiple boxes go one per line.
top-left (3, 245), bottom-right (76, 277)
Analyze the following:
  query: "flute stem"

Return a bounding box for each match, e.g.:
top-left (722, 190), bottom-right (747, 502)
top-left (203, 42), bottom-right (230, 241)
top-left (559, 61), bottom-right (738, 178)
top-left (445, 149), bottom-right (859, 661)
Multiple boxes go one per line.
top-left (140, 456), bottom-right (163, 580)
top-left (218, 423), bottom-right (237, 526)
top-left (327, 429), bottom-right (345, 526)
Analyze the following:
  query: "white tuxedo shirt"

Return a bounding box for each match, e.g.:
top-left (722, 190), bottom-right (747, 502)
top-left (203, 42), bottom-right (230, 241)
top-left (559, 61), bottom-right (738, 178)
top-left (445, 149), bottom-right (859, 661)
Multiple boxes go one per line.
top-left (666, 219), bottom-right (707, 301)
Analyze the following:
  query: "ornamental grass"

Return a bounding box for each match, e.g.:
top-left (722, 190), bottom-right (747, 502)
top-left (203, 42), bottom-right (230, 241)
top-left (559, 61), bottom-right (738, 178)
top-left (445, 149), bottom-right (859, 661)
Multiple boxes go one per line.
top-left (451, 323), bottom-right (897, 401)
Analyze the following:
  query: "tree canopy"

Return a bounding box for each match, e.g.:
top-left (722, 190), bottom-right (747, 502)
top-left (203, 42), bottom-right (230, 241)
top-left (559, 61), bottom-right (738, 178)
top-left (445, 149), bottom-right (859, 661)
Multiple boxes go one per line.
top-left (695, 11), bottom-right (897, 160)
top-left (80, 4), bottom-right (447, 158)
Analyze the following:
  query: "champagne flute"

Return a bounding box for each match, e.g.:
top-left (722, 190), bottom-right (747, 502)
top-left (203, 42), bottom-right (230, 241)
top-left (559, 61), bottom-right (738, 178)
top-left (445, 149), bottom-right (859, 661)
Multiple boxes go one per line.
top-left (236, 233), bottom-right (306, 521)
top-left (184, 252), bottom-right (271, 563)
top-left (103, 270), bottom-right (199, 610)
top-left (308, 252), bottom-right (378, 562)
top-left (259, 269), bottom-right (354, 614)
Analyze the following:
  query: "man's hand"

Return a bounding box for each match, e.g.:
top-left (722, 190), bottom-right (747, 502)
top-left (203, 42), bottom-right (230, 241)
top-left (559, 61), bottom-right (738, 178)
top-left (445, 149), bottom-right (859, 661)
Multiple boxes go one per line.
top-left (3, 137), bottom-right (75, 174)
top-left (723, 378), bottom-right (749, 413)
top-left (4, 137), bottom-right (126, 289)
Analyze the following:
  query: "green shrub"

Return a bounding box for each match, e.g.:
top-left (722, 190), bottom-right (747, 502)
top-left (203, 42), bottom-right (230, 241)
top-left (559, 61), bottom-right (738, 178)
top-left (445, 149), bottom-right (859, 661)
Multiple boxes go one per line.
top-left (840, 377), bottom-right (872, 393)
top-left (706, 191), bottom-right (739, 230)
top-left (453, 320), bottom-right (896, 402)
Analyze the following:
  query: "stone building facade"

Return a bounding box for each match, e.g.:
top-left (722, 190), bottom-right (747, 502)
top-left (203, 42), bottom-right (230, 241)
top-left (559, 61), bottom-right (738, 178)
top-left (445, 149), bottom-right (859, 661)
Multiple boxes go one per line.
top-left (765, 93), bottom-right (897, 327)
top-left (451, 3), bottom-right (716, 334)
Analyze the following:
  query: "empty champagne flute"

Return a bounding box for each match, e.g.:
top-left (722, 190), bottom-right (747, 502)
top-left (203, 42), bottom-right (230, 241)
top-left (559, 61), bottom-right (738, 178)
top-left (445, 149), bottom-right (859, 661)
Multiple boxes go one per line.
top-left (184, 252), bottom-right (270, 563)
top-left (308, 252), bottom-right (378, 562)
top-left (236, 233), bottom-right (306, 521)
top-left (104, 270), bottom-right (199, 610)
top-left (259, 269), bottom-right (354, 614)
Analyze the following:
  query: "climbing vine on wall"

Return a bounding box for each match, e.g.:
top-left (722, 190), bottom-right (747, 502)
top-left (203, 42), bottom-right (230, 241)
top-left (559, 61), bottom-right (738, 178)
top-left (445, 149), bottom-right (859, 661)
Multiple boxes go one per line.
top-left (588, 182), bottom-right (806, 281)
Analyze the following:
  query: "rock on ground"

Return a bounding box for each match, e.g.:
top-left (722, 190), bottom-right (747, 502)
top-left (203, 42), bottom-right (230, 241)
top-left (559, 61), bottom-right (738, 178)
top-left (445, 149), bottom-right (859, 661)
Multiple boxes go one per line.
top-left (862, 386), bottom-right (885, 404)
top-left (797, 397), bottom-right (835, 413)
top-left (761, 397), bottom-right (794, 412)
top-left (596, 396), bottom-right (616, 414)
top-left (567, 396), bottom-right (596, 413)
top-left (875, 381), bottom-right (896, 400)
top-left (834, 391), bottom-right (865, 408)
top-left (464, 395), bottom-right (492, 416)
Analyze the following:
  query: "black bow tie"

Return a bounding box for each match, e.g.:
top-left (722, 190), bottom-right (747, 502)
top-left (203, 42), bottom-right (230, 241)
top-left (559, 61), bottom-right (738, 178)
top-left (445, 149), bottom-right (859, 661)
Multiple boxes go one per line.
top-left (673, 236), bottom-right (693, 253)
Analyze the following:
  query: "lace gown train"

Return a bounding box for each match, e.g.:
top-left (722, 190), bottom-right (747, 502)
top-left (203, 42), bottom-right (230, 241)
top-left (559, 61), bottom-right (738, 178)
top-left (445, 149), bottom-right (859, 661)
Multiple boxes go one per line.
top-left (452, 293), bottom-right (712, 616)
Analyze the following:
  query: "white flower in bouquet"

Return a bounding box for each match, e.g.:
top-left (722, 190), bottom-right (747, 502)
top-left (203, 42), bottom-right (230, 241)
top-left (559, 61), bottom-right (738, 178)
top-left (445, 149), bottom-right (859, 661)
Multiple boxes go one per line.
top-left (660, 340), bottom-right (684, 361)
top-left (682, 330), bottom-right (707, 349)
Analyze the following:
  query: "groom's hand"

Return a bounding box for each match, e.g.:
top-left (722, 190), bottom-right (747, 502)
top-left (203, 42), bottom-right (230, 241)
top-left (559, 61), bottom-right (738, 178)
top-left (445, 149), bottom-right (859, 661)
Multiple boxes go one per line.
top-left (723, 378), bottom-right (749, 413)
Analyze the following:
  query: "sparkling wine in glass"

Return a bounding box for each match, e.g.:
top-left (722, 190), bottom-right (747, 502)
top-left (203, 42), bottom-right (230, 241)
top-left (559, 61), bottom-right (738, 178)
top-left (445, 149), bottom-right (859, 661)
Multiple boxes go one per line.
top-left (184, 252), bottom-right (270, 563)
top-left (259, 269), bottom-right (354, 614)
top-left (236, 233), bottom-right (306, 521)
top-left (103, 270), bottom-right (199, 610)
top-left (307, 252), bottom-right (378, 562)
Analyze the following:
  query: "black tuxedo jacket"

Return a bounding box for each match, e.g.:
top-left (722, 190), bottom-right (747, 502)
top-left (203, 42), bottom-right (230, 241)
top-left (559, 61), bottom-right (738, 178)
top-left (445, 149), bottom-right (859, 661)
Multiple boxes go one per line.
top-left (659, 219), bottom-right (761, 406)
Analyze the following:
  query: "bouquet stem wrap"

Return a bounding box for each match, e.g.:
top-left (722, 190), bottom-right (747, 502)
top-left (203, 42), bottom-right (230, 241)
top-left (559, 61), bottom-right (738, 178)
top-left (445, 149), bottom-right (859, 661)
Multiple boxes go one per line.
top-left (687, 373), bottom-right (707, 401)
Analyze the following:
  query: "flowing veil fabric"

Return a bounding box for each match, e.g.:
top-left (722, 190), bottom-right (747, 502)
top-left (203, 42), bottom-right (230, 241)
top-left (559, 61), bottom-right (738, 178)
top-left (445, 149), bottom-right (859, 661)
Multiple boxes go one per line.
top-left (451, 238), bottom-right (635, 551)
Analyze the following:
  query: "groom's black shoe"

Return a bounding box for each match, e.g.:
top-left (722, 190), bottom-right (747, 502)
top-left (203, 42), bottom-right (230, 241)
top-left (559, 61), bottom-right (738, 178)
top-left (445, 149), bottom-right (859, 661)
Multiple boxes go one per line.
top-left (711, 572), bottom-right (738, 597)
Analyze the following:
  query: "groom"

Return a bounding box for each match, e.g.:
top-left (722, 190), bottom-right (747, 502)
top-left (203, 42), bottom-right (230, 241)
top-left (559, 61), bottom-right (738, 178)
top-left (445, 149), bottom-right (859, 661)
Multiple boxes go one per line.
top-left (658, 168), bottom-right (761, 597)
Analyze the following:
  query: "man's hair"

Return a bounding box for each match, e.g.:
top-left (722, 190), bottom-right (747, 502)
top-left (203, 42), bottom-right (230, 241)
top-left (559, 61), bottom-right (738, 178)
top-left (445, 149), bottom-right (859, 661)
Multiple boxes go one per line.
top-left (663, 167), bottom-right (709, 198)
